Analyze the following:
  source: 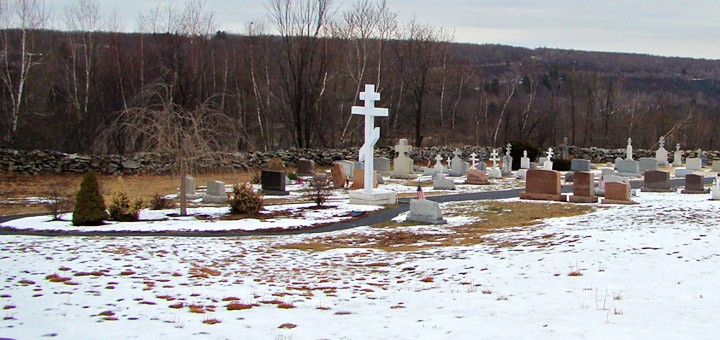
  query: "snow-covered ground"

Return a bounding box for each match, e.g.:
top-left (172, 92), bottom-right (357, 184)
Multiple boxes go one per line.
top-left (2, 189), bottom-right (720, 339)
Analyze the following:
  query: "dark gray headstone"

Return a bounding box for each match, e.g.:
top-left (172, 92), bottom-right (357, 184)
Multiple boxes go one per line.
top-left (641, 170), bottom-right (673, 192)
top-left (261, 170), bottom-right (289, 195)
top-left (570, 159), bottom-right (591, 172)
top-left (638, 158), bottom-right (659, 173)
top-left (681, 174), bottom-right (707, 194)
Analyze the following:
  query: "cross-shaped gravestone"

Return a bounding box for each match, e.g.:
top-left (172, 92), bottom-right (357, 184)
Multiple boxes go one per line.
top-left (446, 156), bottom-right (452, 168)
top-left (469, 152), bottom-right (479, 169)
top-left (352, 84), bottom-right (388, 192)
top-left (506, 143), bottom-right (512, 156)
top-left (453, 148), bottom-right (462, 158)
top-left (626, 137), bottom-right (633, 160)
top-left (490, 149), bottom-right (500, 169)
top-left (659, 136), bottom-right (665, 149)
top-left (523, 150), bottom-right (528, 158)
top-left (676, 143), bottom-right (681, 152)
top-left (394, 139), bottom-right (412, 158)
top-left (547, 147), bottom-right (554, 159)
top-left (434, 154), bottom-right (444, 172)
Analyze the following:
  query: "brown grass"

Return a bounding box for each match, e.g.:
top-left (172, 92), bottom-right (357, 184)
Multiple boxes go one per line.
top-left (226, 302), bottom-right (259, 311)
top-left (202, 318), bottom-right (222, 325)
top-left (45, 273), bottom-right (72, 283)
top-left (278, 201), bottom-right (592, 252)
top-left (567, 270), bottom-right (583, 277)
top-left (0, 171), bottom-right (254, 216)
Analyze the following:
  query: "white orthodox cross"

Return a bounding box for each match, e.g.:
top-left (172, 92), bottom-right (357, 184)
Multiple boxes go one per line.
top-left (676, 143), bottom-right (681, 152)
top-left (523, 150), bottom-right (528, 158)
top-left (659, 136), bottom-right (665, 149)
top-left (490, 149), bottom-right (500, 169)
top-left (394, 140), bottom-right (411, 158)
top-left (506, 143), bottom-right (512, 156)
top-left (547, 147), bottom-right (554, 159)
top-left (469, 152), bottom-right (479, 169)
top-left (446, 156), bottom-right (452, 167)
top-left (352, 84), bottom-right (388, 192)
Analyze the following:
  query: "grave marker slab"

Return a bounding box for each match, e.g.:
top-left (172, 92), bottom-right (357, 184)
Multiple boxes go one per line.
top-left (261, 170), bottom-right (290, 195)
top-left (638, 158), bottom-right (659, 173)
top-left (393, 139), bottom-right (414, 174)
top-left (406, 199), bottom-right (447, 224)
top-left (712, 175), bottom-right (720, 200)
top-left (351, 168), bottom-right (378, 189)
top-left (335, 160), bottom-right (355, 179)
top-left (331, 163), bottom-right (347, 189)
top-left (296, 158), bottom-right (316, 176)
top-left (656, 137), bottom-right (668, 166)
top-left (450, 148), bottom-right (467, 176)
top-left (686, 158), bottom-right (702, 170)
top-left (675, 168), bottom-right (693, 178)
top-left (433, 173), bottom-right (456, 190)
top-left (520, 150), bottom-right (530, 169)
top-left (202, 180), bottom-right (228, 203)
top-left (616, 159), bottom-right (640, 177)
top-left (465, 169), bottom-right (490, 185)
top-left (713, 162), bottom-right (720, 172)
top-left (570, 159), bottom-right (591, 172)
top-left (374, 157), bottom-right (391, 172)
top-left (185, 175), bottom-right (196, 195)
top-left (681, 174), bottom-right (707, 194)
top-left (519, 169), bottom-right (566, 202)
top-left (640, 170), bottom-right (674, 192)
top-left (673, 143), bottom-right (683, 167)
top-left (602, 182), bottom-right (636, 204)
top-left (570, 171), bottom-right (597, 203)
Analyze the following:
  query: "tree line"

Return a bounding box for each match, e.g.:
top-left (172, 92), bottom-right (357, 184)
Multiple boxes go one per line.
top-left (1, 0), bottom-right (719, 156)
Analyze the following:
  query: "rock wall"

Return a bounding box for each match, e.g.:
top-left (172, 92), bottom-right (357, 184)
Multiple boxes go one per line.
top-left (1, 147), bottom-right (717, 175)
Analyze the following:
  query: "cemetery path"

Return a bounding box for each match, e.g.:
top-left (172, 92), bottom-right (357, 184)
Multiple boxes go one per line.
top-left (0, 177), bottom-right (711, 237)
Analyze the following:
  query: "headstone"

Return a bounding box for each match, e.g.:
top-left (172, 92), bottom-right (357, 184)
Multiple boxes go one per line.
top-left (672, 143), bottom-right (683, 167)
top-left (570, 159), bottom-right (591, 172)
top-left (475, 161), bottom-right (487, 171)
top-left (351, 168), bottom-right (378, 189)
top-left (655, 137), bottom-right (668, 166)
top-left (543, 148), bottom-right (554, 169)
top-left (336, 160), bottom-right (355, 179)
top-left (501, 144), bottom-right (513, 176)
top-left (602, 182), bottom-right (636, 204)
top-left (520, 150), bottom-right (530, 169)
top-left (330, 163), bottom-right (346, 189)
top-left (686, 158), bottom-right (702, 170)
top-left (296, 158), bottom-right (315, 176)
top-left (700, 150), bottom-right (709, 167)
top-left (626, 137), bottom-right (633, 160)
top-left (433, 173), bottom-right (456, 190)
top-left (681, 174), bottom-right (707, 194)
top-left (433, 154), bottom-right (445, 173)
top-left (465, 169), bottom-right (490, 185)
top-left (602, 168), bottom-right (616, 177)
top-left (519, 169), bottom-right (566, 202)
top-left (538, 157), bottom-right (547, 165)
top-left (406, 199), bottom-right (447, 224)
top-left (450, 148), bottom-right (467, 176)
top-left (267, 158), bottom-right (286, 171)
top-left (349, 84), bottom-right (396, 205)
top-left (393, 139), bottom-right (414, 174)
top-left (569, 171), bottom-right (598, 203)
top-left (185, 175), bottom-right (196, 195)
top-left (561, 137), bottom-right (570, 160)
top-left (638, 158), bottom-right (659, 173)
top-left (674, 168), bottom-right (693, 178)
top-left (261, 170), bottom-right (290, 195)
top-left (640, 170), bottom-right (674, 192)
top-left (202, 180), bottom-right (228, 203)
top-left (469, 152), bottom-right (479, 170)
top-left (616, 159), bottom-right (640, 177)
top-left (564, 172), bottom-right (574, 183)
top-left (373, 157), bottom-right (391, 172)
top-left (516, 168), bottom-right (527, 179)
top-left (712, 175), bottom-right (720, 200)
top-left (488, 148), bottom-right (501, 178)
top-left (713, 162), bottom-right (720, 172)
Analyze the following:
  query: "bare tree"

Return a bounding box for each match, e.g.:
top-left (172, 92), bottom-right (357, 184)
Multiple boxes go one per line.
top-left (266, 0), bottom-right (335, 148)
top-left (94, 78), bottom-right (238, 216)
top-left (0, 0), bottom-right (50, 144)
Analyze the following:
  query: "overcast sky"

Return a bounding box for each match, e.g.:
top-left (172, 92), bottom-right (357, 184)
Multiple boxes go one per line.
top-left (45, 0), bottom-right (720, 60)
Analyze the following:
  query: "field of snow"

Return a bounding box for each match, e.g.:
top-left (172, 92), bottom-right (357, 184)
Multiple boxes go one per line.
top-left (2, 189), bottom-right (720, 339)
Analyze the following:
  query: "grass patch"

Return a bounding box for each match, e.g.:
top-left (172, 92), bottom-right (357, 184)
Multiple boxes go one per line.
top-left (278, 201), bottom-right (592, 252)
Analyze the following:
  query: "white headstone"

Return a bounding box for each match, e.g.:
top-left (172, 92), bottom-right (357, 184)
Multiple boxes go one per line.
top-left (656, 136), bottom-right (668, 166)
top-left (544, 148), bottom-right (554, 169)
top-left (686, 158), bottom-right (702, 170)
top-left (520, 150), bottom-right (530, 170)
top-left (352, 84), bottom-right (389, 193)
top-left (434, 154), bottom-right (445, 173)
top-left (393, 139), bottom-right (414, 174)
top-left (712, 176), bottom-right (720, 200)
top-left (469, 152), bottom-right (479, 170)
top-left (490, 149), bottom-right (500, 170)
top-left (673, 143), bottom-right (683, 167)
top-left (626, 137), bottom-right (633, 160)
top-left (450, 148), bottom-right (466, 176)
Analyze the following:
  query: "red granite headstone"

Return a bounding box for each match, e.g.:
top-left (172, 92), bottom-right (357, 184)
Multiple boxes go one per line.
top-left (601, 181), bottom-right (636, 204)
top-left (331, 163), bottom-right (346, 189)
top-left (519, 169), bottom-right (566, 201)
top-left (569, 171), bottom-right (597, 203)
top-left (465, 169), bottom-right (490, 185)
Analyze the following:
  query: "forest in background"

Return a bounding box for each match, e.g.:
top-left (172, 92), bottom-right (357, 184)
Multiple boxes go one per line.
top-left (1, 0), bottom-right (719, 156)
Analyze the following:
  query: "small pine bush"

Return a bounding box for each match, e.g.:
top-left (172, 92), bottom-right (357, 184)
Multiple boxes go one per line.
top-left (228, 183), bottom-right (263, 215)
top-left (108, 189), bottom-right (143, 222)
top-left (287, 172), bottom-right (298, 181)
top-left (150, 193), bottom-right (175, 210)
top-left (72, 170), bottom-right (108, 226)
top-left (304, 174), bottom-right (333, 206)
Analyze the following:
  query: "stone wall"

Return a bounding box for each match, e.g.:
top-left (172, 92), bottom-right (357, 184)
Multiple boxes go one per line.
top-left (1, 146), bottom-right (718, 175)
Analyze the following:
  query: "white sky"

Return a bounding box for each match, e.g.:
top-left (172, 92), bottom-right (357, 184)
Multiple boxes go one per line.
top-left (44, 0), bottom-right (720, 60)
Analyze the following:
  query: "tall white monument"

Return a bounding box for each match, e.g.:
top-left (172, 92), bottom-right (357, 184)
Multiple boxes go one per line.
top-left (349, 84), bottom-right (397, 205)
top-left (626, 137), bottom-right (633, 160)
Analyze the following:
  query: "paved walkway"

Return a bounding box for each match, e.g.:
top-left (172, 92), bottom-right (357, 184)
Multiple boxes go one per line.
top-left (0, 177), bottom-right (712, 237)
